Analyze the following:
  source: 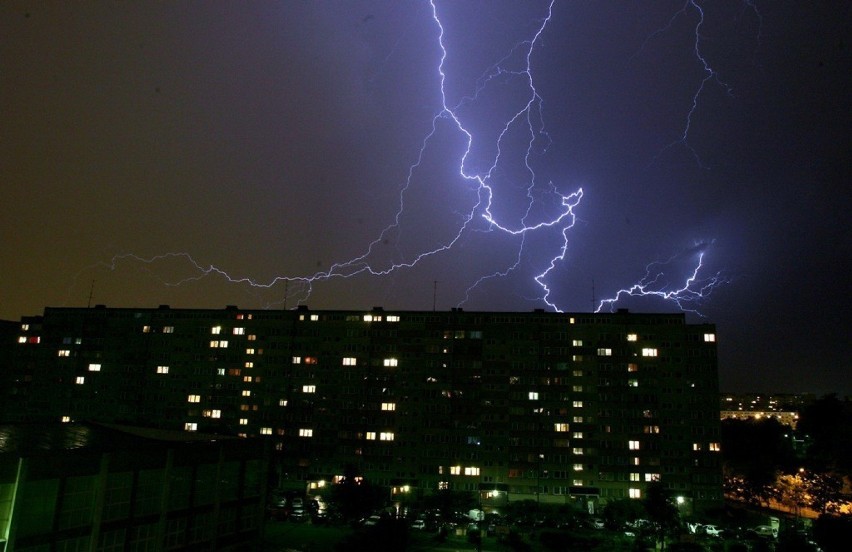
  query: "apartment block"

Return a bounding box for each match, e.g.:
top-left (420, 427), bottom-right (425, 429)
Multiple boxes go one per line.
top-left (2, 305), bottom-right (722, 513)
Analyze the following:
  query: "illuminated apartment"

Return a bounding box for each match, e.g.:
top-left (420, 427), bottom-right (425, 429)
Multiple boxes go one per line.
top-left (2, 305), bottom-right (722, 514)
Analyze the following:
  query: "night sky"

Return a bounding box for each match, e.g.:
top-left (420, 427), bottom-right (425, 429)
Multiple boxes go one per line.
top-left (2, 2), bottom-right (849, 395)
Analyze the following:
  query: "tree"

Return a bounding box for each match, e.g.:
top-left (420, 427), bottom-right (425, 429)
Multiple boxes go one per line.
top-left (329, 464), bottom-right (385, 521)
top-left (798, 395), bottom-right (852, 477)
top-left (602, 498), bottom-right (645, 530)
top-left (722, 418), bottom-right (797, 481)
top-left (643, 482), bottom-right (681, 551)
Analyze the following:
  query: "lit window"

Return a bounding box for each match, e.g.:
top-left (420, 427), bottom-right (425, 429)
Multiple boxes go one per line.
top-left (58, 350), bottom-right (71, 357)
top-left (380, 432), bottom-right (395, 441)
top-left (310, 314), bottom-right (319, 321)
top-left (245, 361), bottom-right (254, 368)
top-left (630, 472), bottom-right (641, 481)
top-left (243, 376), bottom-right (252, 382)
top-left (573, 447), bottom-right (584, 455)
top-left (629, 488), bottom-right (641, 499)
top-left (260, 427), bottom-right (272, 435)
top-left (641, 348), bottom-right (657, 357)
top-left (597, 348), bottom-right (612, 356)
top-left (573, 432), bottom-right (583, 439)
top-left (157, 365), bottom-right (169, 374)
top-left (627, 333), bottom-right (638, 342)
top-left (693, 443), bottom-right (702, 451)
top-left (188, 394), bottom-right (201, 403)
top-left (572, 401), bottom-right (583, 408)
top-left (704, 333), bottom-right (716, 342)
top-left (163, 326), bottom-right (174, 333)
top-left (629, 440), bottom-right (640, 450)
top-left (88, 363), bottom-right (101, 372)
top-left (572, 416), bottom-right (584, 423)
top-left (242, 390), bottom-right (251, 397)
top-left (246, 348), bottom-right (255, 355)
top-left (75, 376), bottom-right (85, 385)
top-left (572, 340), bottom-right (583, 346)
top-left (633, 457), bottom-right (641, 466)
top-left (383, 358), bottom-right (398, 367)
top-left (211, 410), bottom-right (221, 418)
top-left (709, 442), bottom-right (721, 452)
top-left (573, 385), bottom-right (583, 392)
top-left (554, 423), bottom-right (569, 432)
top-left (184, 423), bottom-right (197, 432)
top-left (573, 479), bottom-right (584, 486)
top-left (464, 467), bottom-right (480, 476)
top-left (21, 323), bottom-right (29, 331)
top-left (342, 357), bottom-right (357, 366)
top-left (528, 392), bottom-right (539, 400)
top-left (210, 340), bottom-right (228, 348)
top-left (142, 326), bottom-right (151, 333)
top-left (450, 466), bottom-right (461, 475)
top-left (386, 315), bottom-right (400, 322)
top-left (628, 379), bottom-right (639, 387)
top-left (645, 473), bottom-right (660, 482)
top-left (279, 399), bottom-right (288, 407)
top-left (61, 416), bottom-right (71, 423)
top-left (302, 385), bottom-right (316, 393)
top-left (572, 369), bottom-right (583, 377)
top-left (230, 327), bottom-right (243, 335)
top-left (299, 428), bottom-right (313, 437)
top-left (211, 326), bottom-right (222, 335)
top-left (28, 336), bottom-right (40, 343)
top-left (304, 356), bottom-right (317, 364)
top-left (381, 402), bottom-right (396, 411)
top-left (248, 334), bottom-right (256, 341)
top-left (438, 481), bottom-right (449, 490)
top-left (627, 363), bottom-right (639, 372)
top-left (17, 336), bottom-right (26, 344)
top-left (292, 356), bottom-right (301, 364)
top-left (219, 368), bottom-right (227, 376)
top-left (239, 418), bottom-right (248, 425)
top-left (572, 355), bottom-right (583, 362)
top-left (366, 432), bottom-right (376, 440)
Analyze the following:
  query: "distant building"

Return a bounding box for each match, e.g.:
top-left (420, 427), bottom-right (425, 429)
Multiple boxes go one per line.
top-left (719, 392), bottom-right (817, 429)
top-left (0, 423), bottom-right (268, 552)
top-left (2, 306), bottom-right (722, 514)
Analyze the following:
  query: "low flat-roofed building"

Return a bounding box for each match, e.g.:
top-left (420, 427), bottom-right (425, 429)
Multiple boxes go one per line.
top-left (0, 423), bottom-right (268, 552)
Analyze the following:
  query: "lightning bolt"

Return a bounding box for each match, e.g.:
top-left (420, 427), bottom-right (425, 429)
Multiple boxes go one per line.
top-left (87, 1), bottom-right (739, 315)
top-left (595, 242), bottom-right (730, 316)
top-left (638, 0), bottom-right (760, 168)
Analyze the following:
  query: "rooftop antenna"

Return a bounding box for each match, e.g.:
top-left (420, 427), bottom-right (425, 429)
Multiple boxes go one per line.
top-left (432, 280), bottom-right (438, 311)
top-left (283, 280), bottom-right (289, 310)
top-left (591, 279), bottom-right (596, 313)
top-left (87, 280), bottom-right (95, 308)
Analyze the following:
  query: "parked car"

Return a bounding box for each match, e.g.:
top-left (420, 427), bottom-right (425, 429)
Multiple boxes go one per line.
top-left (590, 518), bottom-right (605, 529)
top-left (701, 524), bottom-right (723, 537)
top-left (290, 508), bottom-right (309, 522)
top-left (753, 525), bottom-right (778, 539)
top-left (363, 515), bottom-right (382, 527)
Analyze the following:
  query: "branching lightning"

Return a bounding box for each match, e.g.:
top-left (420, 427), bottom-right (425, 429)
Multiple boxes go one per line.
top-left (92, 1), bottom-right (740, 314)
top-left (640, 0), bottom-right (761, 167)
top-left (595, 242), bottom-right (730, 316)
